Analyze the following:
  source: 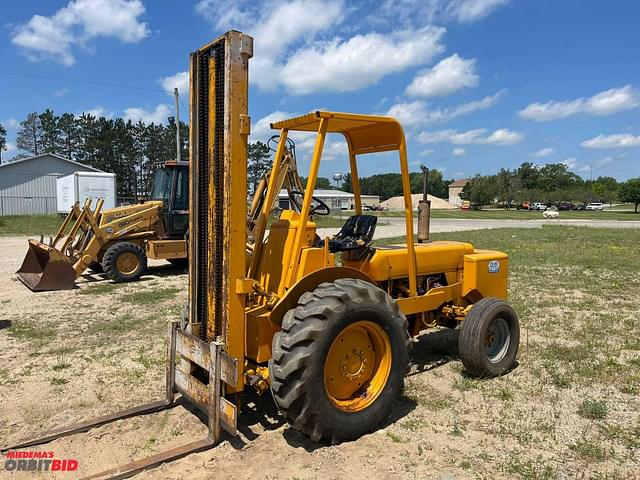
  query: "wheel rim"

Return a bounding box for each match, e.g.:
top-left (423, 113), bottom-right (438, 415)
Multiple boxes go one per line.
top-left (485, 317), bottom-right (510, 363)
top-left (116, 252), bottom-right (139, 275)
top-left (323, 320), bottom-right (392, 412)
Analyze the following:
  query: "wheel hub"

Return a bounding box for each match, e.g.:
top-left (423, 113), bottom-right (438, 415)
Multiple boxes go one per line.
top-left (324, 321), bottom-right (391, 412)
top-left (484, 317), bottom-right (510, 363)
top-left (116, 252), bottom-right (139, 275)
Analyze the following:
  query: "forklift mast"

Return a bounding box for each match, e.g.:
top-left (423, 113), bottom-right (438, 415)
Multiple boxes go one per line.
top-left (188, 30), bottom-right (253, 392)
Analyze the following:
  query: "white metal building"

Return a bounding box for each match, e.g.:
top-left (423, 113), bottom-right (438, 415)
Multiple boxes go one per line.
top-left (0, 154), bottom-right (104, 215)
top-left (277, 189), bottom-right (380, 211)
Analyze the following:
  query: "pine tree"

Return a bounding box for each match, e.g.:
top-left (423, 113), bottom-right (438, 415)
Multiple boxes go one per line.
top-left (16, 112), bottom-right (42, 155)
top-left (57, 113), bottom-right (79, 160)
top-left (0, 123), bottom-right (6, 164)
top-left (248, 141), bottom-right (272, 193)
top-left (39, 109), bottom-right (60, 154)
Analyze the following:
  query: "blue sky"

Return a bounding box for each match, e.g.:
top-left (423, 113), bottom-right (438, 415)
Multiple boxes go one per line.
top-left (1, 0), bottom-right (639, 181)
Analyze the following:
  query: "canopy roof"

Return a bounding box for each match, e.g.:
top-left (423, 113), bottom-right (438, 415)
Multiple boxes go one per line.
top-left (270, 111), bottom-right (405, 155)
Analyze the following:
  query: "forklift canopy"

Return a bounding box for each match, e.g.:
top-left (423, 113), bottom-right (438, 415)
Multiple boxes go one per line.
top-left (270, 111), bottom-right (405, 155)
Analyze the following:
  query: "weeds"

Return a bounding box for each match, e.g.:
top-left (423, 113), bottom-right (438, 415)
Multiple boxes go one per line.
top-left (577, 399), bottom-right (608, 420)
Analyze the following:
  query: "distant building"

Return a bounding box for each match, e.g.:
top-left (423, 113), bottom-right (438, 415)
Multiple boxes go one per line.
top-left (278, 189), bottom-right (380, 211)
top-left (448, 179), bottom-right (469, 207)
top-left (0, 154), bottom-right (103, 215)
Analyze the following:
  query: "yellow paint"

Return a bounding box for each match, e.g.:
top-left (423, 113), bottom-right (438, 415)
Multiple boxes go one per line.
top-left (345, 241), bottom-right (473, 281)
top-left (323, 321), bottom-right (392, 412)
top-left (462, 250), bottom-right (509, 300)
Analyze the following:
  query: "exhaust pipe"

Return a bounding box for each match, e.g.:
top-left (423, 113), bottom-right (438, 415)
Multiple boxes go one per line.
top-left (417, 165), bottom-right (431, 243)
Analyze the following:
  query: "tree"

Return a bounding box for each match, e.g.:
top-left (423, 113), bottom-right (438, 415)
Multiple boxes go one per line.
top-left (39, 109), bottom-right (60, 154)
top-left (460, 175), bottom-right (498, 208)
top-left (0, 123), bottom-right (6, 164)
top-left (409, 169), bottom-right (448, 198)
top-left (247, 141), bottom-right (271, 193)
top-left (619, 178), bottom-right (640, 213)
top-left (16, 112), bottom-right (42, 155)
top-left (301, 176), bottom-right (331, 189)
top-left (57, 113), bottom-right (79, 160)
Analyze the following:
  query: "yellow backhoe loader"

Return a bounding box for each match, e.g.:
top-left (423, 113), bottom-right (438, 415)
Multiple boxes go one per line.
top-left (4, 31), bottom-right (519, 478)
top-left (16, 160), bottom-right (189, 291)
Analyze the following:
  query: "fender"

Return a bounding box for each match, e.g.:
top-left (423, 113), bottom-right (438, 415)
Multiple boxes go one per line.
top-left (269, 266), bottom-right (376, 325)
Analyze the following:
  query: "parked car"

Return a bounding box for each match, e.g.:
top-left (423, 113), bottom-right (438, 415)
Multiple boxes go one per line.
top-left (557, 202), bottom-right (575, 211)
top-left (585, 202), bottom-right (604, 211)
top-left (530, 202), bottom-right (547, 211)
top-left (517, 202), bottom-right (530, 211)
top-left (574, 204), bottom-right (586, 211)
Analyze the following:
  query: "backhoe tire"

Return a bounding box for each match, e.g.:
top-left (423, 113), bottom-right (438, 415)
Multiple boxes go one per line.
top-left (270, 278), bottom-right (410, 444)
top-left (102, 242), bottom-right (147, 283)
top-left (458, 298), bottom-right (519, 377)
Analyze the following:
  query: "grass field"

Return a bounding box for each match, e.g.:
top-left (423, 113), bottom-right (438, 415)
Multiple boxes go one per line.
top-left (374, 208), bottom-right (640, 221)
top-left (1, 225), bottom-right (638, 478)
top-left (0, 214), bottom-right (65, 236)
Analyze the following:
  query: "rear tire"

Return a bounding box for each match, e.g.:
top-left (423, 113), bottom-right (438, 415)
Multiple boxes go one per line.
top-left (458, 298), bottom-right (519, 377)
top-left (270, 278), bottom-right (410, 443)
top-left (102, 242), bottom-right (147, 283)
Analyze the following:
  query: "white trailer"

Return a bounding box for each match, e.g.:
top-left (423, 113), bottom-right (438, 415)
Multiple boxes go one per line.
top-left (56, 172), bottom-right (116, 213)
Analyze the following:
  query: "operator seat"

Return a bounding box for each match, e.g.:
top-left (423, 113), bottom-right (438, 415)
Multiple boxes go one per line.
top-left (328, 214), bottom-right (377, 253)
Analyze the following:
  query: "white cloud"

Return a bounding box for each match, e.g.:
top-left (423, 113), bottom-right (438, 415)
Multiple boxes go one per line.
top-left (406, 54), bottom-right (479, 97)
top-left (160, 71), bottom-right (189, 96)
top-left (519, 85), bottom-right (640, 122)
top-left (281, 26), bottom-right (445, 94)
top-left (386, 101), bottom-right (430, 128)
top-left (484, 128), bottom-right (522, 145)
top-left (250, 110), bottom-right (297, 140)
top-left (419, 149), bottom-right (435, 157)
top-left (78, 106), bottom-right (113, 118)
top-left (532, 147), bottom-right (555, 158)
top-left (378, 0), bottom-right (509, 25)
top-left (54, 88), bottom-right (69, 98)
top-left (123, 104), bottom-right (172, 124)
top-left (12, 0), bottom-right (149, 66)
top-left (581, 133), bottom-right (640, 149)
top-left (196, 1), bottom-right (445, 94)
top-left (3, 118), bottom-right (19, 129)
top-left (386, 91), bottom-right (503, 128)
top-left (418, 127), bottom-right (522, 145)
top-left (595, 157), bottom-right (613, 167)
top-left (454, 0), bottom-right (510, 22)
top-left (561, 157), bottom-right (577, 169)
top-left (4, 142), bottom-right (17, 154)
top-left (453, 147), bottom-right (466, 156)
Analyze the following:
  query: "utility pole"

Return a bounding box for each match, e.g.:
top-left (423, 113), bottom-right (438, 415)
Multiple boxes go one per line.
top-left (174, 88), bottom-right (181, 162)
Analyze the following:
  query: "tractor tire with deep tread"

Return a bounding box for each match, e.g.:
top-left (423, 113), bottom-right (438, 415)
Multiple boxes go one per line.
top-left (458, 297), bottom-right (519, 377)
top-left (102, 242), bottom-right (147, 283)
top-left (270, 278), bottom-right (410, 444)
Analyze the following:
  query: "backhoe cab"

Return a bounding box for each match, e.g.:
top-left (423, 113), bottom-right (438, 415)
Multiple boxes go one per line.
top-left (16, 160), bottom-right (189, 291)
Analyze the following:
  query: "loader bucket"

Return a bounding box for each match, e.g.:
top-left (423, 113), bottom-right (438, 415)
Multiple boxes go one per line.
top-left (16, 240), bottom-right (77, 291)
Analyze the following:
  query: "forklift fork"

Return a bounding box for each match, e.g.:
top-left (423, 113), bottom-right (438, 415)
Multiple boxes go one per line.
top-left (1, 321), bottom-right (238, 480)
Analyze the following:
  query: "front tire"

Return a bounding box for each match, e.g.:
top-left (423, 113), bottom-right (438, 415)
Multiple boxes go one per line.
top-left (458, 298), bottom-right (519, 377)
top-left (270, 278), bottom-right (410, 443)
top-left (102, 242), bottom-right (147, 283)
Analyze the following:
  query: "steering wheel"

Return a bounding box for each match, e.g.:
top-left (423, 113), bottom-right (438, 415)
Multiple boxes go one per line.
top-left (289, 190), bottom-right (330, 216)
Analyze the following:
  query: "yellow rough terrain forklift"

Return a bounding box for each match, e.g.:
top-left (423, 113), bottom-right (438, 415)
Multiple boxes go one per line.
top-left (4, 31), bottom-right (519, 478)
top-left (16, 160), bottom-right (189, 291)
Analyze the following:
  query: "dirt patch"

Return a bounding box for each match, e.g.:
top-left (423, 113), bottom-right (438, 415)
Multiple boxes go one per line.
top-left (0, 231), bottom-right (638, 479)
